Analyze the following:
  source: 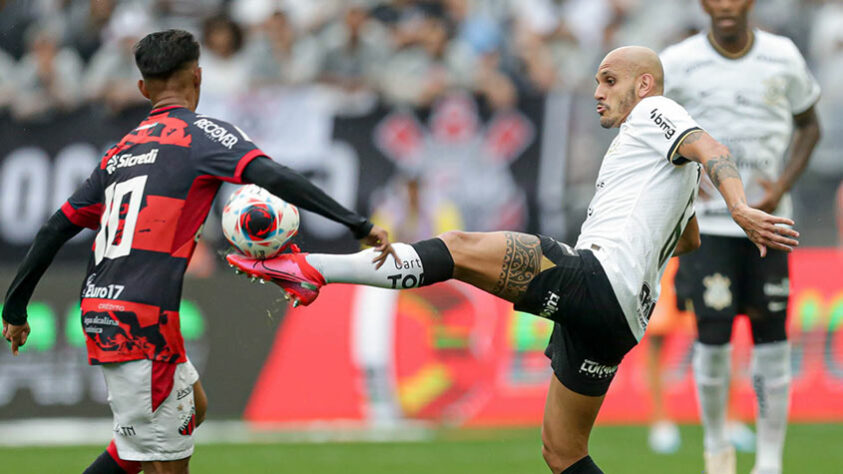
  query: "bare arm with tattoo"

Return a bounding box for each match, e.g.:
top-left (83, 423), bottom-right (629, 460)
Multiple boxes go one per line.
top-left (677, 131), bottom-right (800, 256)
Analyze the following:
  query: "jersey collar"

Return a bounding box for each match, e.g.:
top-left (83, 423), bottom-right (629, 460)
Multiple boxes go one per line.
top-left (706, 29), bottom-right (755, 60)
top-left (149, 105), bottom-right (185, 115)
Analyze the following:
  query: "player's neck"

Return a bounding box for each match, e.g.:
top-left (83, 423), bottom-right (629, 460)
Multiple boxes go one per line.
top-left (149, 92), bottom-right (195, 112)
top-left (708, 28), bottom-right (754, 60)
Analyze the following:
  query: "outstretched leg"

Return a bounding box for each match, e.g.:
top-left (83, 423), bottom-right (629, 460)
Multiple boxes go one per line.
top-left (310, 231), bottom-right (544, 303)
top-left (227, 231), bottom-right (548, 306)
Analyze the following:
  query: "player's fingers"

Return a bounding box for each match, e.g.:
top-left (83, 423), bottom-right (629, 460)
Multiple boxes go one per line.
top-left (372, 251), bottom-right (389, 270)
top-left (755, 242), bottom-right (767, 258)
top-left (767, 225), bottom-right (799, 238)
top-left (20, 330), bottom-right (28, 346)
top-left (765, 240), bottom-right (793, 253)
top-left (767, 216), bottom-right (795, 226)
top-left (388, 244), bottom-right (401, 266)
top-left (11, 338), bottom-right (18, 356)
top-left (769, 234), bottom-right (799, 248)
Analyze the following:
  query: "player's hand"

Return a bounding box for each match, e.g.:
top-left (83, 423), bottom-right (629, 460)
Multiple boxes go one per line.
top-left (2, 320), bottom-right (31, 356)
top-left (751, 178), bottom-right (784, 214)
top-left (362, 225), bottom-right (400, 269)
top-left (730, 203), bottom-right (799, 257)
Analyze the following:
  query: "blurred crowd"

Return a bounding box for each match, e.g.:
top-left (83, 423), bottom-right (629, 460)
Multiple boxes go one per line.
top-left (0, 0), bottom-right (838, 120)
top-left (1, 0), bottom-right (842, 244)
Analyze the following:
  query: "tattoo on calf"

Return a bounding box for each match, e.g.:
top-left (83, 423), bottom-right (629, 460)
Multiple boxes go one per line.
top-left (704, 154), bottom-right (741, 188)
top-left (493, 233), bottom-right (542, 301)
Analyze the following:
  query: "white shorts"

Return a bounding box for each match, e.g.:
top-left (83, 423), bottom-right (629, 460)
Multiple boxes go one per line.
top-left (102, 359), bottom-right (200, 462)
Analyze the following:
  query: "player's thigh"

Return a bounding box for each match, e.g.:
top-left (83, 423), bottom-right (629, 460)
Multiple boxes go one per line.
top-left (542, 374), bottom-right (605, 468)
top-left (440, 231), bottom-right (545, 303)
top-left (103, 359), bottom-right (200, 464)
top-left (194, 379), bottom-right (208, 426)
top-left (743, 245), bottom-right (789, 344)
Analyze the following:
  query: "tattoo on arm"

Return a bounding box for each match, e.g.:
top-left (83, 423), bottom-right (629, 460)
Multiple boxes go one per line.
top-left (704, 154), bottom-right (741, 188)
top-left (493, 232), bottom-right (542, 302)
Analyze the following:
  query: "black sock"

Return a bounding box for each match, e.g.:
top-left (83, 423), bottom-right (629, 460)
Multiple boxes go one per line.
top-left (561, 455), bottom-right (603, 474)
top-left (83, 450), bottom-right (127, 474)
top-left (411, 238), bottom-right (454, 286)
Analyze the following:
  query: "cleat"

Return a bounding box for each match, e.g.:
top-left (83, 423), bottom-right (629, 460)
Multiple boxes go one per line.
top-left (250, 276), bottom-right (257, 282)
top-left (226, 251), bottom-right (326, 306)
top-left (259, 279), bottom-right (266, 284)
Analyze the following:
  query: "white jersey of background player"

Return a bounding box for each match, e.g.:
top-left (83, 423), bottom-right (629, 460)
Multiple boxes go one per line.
top-left (661, 30), bottom-right (820, 235)
top-left (576, 95), bottom-right (701, 340)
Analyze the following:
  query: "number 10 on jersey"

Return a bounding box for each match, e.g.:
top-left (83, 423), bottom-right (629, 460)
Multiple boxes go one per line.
top-left (94, 175), bottom-right (147, 265)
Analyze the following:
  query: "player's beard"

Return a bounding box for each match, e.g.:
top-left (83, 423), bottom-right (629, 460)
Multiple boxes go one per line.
top-left (601, 86), bottom-right (637, 129)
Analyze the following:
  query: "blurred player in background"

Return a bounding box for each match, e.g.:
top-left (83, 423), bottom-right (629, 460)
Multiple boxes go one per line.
top-left (228, 46), bottom-right (800, 474)
top-left (661, 1), bottom-right (822, 473)
top-left (644, 257), bottom-right (693, 454)
top-left (2, 29), bottom-right (392, 474)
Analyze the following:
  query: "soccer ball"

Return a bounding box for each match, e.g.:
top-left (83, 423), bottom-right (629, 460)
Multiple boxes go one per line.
top-left (222, 185), bottom-right (299, 259)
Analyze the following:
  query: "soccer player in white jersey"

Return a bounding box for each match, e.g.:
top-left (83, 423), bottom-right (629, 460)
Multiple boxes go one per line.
top-left (660, 1), bottom-right (822, 473)
top-left (227, 46), bottom-right (799, 474)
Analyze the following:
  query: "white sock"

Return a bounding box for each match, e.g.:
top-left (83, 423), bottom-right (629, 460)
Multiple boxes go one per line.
top-left (751, 341), bottom-right (790, 474)
top-left (693, 342), bottom-right (732, 454)
top-left (306, 243), bottom-right (428, 289)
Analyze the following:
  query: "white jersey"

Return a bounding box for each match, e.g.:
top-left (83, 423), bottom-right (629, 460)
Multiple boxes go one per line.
top-left (661, 30), bottom-right (821, 237)
top-left (576, 96), bottom-right (702, 341)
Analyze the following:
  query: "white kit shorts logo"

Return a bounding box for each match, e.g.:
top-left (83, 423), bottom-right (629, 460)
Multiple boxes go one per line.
top-left (703, 273), bottom-right (732, 311)
top-left (106, 149), bottom-right (159, 174)
top-left (578, 359), bottom-right (618, 379)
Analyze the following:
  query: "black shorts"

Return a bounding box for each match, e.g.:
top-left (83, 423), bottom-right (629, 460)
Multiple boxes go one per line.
top-left (676, 234), bottom-right (790, 322)
top-left (514, 236), bottom-right (637, 396)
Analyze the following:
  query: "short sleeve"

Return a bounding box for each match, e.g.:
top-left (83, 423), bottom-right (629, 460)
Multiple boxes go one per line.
top-left (61, 167), bottom-right (105, 230)
top-left (629, 96), bottom-right (703, 165)
top-left (784, 40), bottom-right (821, 114)
top-left (189, 116), bottom-right (268, 183)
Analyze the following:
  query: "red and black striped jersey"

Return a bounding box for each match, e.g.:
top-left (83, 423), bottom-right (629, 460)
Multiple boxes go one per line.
top-left (62, 105), bottom-right (264, 365)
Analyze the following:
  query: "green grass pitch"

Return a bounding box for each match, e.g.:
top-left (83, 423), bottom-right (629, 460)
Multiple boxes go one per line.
top-left (2, 424), bottom-right (841, 473)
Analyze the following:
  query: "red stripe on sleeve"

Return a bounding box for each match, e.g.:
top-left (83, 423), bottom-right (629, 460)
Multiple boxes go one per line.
top-left (233, 149), bottom-right (266, 184)
top-left (61, 201), bottom-right (103, 230)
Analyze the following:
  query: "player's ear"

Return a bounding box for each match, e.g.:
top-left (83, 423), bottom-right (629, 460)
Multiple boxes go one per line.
top-left (638, 73), bottom-right (655, 98)
top-left (138, 79), bottom-right (150, 100)
top-left (194, 66), bottom-right (202, 88)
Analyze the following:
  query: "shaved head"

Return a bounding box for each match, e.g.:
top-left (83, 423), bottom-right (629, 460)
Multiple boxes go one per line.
top-left (593, 46), bottom-right (664, 128)
top-left (600, 46), bottom-right (664, 94)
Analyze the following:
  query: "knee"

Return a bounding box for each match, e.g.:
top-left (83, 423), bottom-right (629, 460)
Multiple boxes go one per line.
top-left (541, 428), bottom-right (587, 473)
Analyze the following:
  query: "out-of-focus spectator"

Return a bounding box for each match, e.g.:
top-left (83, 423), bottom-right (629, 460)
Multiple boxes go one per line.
top-left (199, 13), bottom-right (250, 97)
top-left (0, 47), bottom-right (15, 110)
top-left (146, 0), bottom-right (224, 33)
top-left (244, 9), bottom-right (324, 86)
top-left (510, 0), bottom-right (609, 92)
top-left (83, 8), bottom-right (153, 115)
top-left (445, 0), bottom-right (517, 108)
top-left (318, 3), bottom-right (390, 93)
top-left (64, 0), bottom-right (117, 63)
top-left (11, 20), bottom-right (84, 121)
top-left (379, 12), bottom-right (473, 106)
